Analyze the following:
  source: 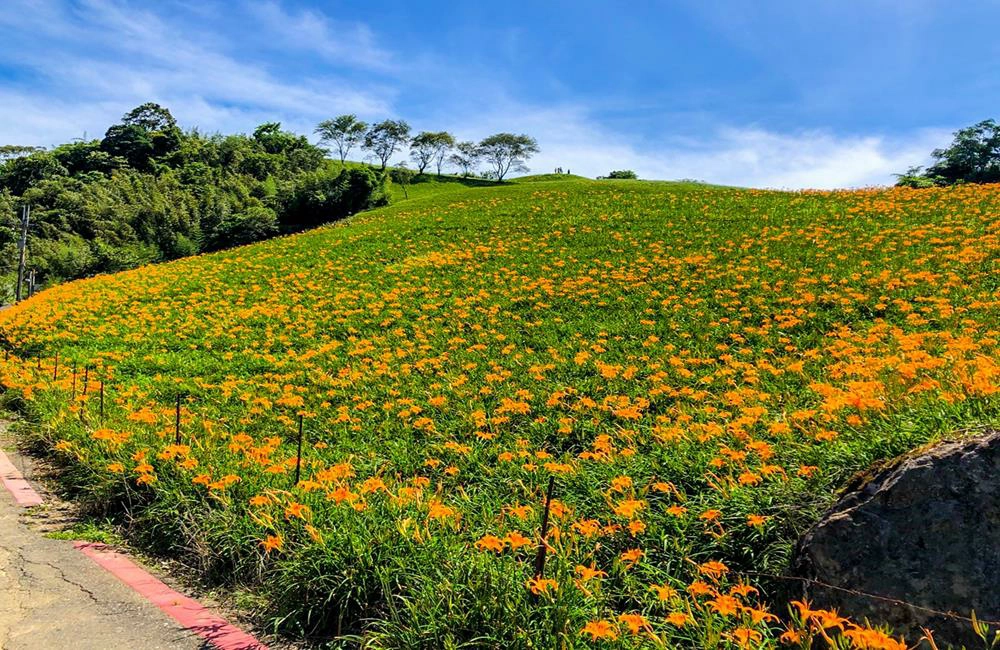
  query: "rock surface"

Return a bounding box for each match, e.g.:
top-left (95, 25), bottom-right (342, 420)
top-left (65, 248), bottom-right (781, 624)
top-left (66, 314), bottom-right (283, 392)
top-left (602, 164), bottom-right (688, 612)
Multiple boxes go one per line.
top-left (793, 428), bottom-right (1000, 646)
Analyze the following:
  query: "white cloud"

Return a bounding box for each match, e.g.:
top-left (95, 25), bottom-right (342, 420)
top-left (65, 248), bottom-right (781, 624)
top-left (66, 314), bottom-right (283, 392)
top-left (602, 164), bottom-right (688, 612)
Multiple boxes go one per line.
top-left (0, 0), bottom-right (394, 144)
top-left (444, 104), bottom-right (949, 189)
top-left (247, 1), bottom-right (395, 72)
top-left (0, 92), bottom-right (119, 146)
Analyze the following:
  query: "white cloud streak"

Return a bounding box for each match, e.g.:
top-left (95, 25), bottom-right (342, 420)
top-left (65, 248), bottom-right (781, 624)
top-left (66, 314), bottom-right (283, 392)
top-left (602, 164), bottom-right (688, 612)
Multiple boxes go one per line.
top-left (445, 105), bottom-right (948, 189)
top-left (246, 1), bottom-right (396, 71)
top-left (0, 0), bottom-right (394, 143)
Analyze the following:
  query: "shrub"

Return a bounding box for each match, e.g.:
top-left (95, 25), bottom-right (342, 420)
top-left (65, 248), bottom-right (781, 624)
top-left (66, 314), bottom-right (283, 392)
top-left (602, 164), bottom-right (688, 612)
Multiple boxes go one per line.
top-left (206, 205), bottom-right (279, 250)
top-left (279, 167), bottom-right (388, 231)
top-left (894, 166), bottom-right (945, 188)
top-left (603, 170), bottom-right (638, 180)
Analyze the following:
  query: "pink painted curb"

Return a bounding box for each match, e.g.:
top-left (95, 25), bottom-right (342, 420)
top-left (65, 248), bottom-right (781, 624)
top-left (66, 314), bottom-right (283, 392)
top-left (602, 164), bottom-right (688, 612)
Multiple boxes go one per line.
top-left (75, 542), bottom-right (268, 650)
top-left (0, 448), bottom-right (43, 506)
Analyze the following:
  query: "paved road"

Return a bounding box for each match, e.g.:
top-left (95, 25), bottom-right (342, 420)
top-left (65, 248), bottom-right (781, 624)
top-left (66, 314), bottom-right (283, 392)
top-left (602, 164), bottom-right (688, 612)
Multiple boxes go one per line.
top-left (0, 437), bottom-right (204, 650)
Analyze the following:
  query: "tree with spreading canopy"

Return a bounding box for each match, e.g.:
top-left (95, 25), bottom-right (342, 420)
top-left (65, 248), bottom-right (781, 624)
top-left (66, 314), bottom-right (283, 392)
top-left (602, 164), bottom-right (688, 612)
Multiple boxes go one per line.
top-left (315, 114), bottom-right (368, 165)
top-left (897, 119), bottom-right (1000, 186)
top-left (448, 141), bottom-right (481, 178)
top-left (409, 131), bottom-right (455, 175)
top-left (432, 132), bottom-right (456, 176)
top-left (120, 102), bottom-right (178, 132)
top-left (926, 119), bottom-right (1000, 184)
top-left (363, 120), bottom-right (411, 170)
top-left (100, 102), bottom-right (182, 171)
top-left (477, 133), bottom-right (539, 181)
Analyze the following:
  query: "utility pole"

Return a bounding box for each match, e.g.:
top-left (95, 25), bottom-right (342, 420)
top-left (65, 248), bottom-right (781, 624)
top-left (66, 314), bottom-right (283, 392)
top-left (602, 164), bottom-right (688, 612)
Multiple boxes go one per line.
top-left (15, 204), bottom-right (29, 303)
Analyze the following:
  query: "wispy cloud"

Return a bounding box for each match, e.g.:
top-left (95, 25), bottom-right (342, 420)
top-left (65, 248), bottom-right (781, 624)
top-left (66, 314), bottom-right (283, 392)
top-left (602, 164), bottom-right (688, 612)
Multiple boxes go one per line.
top-left (0, 0), bottom-right (394, 143)
top-left (247, 1), bottom-right (396, 72)
top-left (442, 103), bottom-right (948, 188)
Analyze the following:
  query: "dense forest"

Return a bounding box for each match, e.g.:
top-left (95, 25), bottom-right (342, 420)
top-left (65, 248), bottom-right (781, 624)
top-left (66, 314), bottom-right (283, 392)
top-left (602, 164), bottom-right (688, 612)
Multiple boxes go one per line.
top-left (0, 104), bottom-right (389, 299)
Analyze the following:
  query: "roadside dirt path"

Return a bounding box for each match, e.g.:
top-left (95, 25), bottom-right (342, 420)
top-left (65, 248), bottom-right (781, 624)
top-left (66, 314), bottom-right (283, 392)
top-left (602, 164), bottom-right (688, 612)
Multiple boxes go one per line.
top-left (0, 425), bottom-right (206, 650)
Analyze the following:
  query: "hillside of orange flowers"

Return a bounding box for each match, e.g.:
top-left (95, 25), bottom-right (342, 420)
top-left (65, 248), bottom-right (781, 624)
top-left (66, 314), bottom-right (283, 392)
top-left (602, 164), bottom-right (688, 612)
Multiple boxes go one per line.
top-left (1, 179), bottom-right (997, 647)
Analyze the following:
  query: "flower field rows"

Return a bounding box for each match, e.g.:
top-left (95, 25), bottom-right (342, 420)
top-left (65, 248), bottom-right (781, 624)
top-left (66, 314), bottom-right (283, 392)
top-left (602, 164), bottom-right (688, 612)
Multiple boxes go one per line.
top-left (1, 179), bottom-right (998, 647)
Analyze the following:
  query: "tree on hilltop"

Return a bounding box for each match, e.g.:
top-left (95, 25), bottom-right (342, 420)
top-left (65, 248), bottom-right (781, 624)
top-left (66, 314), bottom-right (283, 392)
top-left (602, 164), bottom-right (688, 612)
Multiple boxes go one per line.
top-left (926, 119), bottom-right (1000, 184)
top-left (409, 131), bottom-right (454, 175)
top-left (363, 119), bottom-right (411, 170)
top-left (448, 141), bottom-right (480, 178)
top-left (315, 114), bottom-right (368, 165)
top-left (432, 132), bottom-right (455, 176)
top-left (897, 118), bottom-right (1000, 186)
top-left (120, 102), bottom-right (178, 132)
top-left (100, 102), bottom-right (182, 171)
top-left (478, 133), bottom-right (539, 181)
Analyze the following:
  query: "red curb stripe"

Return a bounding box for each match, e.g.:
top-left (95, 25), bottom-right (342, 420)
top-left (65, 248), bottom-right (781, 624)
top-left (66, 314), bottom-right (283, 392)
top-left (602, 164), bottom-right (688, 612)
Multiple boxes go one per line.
top-left (0, 448), bottom-right (43, 506)
top-left (75, 542), bottom-right (268, 650)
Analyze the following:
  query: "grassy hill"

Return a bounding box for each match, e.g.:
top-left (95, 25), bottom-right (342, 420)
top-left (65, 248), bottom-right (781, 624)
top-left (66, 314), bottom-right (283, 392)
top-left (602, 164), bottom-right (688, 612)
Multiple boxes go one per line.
top-left (510, 172), bottom-right (592, 183)
top-left (387, 172), bottom-right (501, 203)
top-left (386, 171), bottom-right (587, 203)
top-left (0, 178), bottom-right (998, 647)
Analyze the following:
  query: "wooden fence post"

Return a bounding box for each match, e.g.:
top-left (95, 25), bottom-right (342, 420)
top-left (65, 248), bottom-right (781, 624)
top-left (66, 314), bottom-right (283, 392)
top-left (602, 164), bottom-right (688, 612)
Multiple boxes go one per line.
top-left (530, 476), bottom-right (557, 604)
top-left (175, 394), bottom-right (182, 445)
top-left (293, 414), bottom-right (304, 487)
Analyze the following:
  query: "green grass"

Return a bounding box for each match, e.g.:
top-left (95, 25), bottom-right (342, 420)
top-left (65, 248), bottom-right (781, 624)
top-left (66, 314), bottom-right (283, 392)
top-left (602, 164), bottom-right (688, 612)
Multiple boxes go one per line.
top-left (510, 173), bottom-right (591, 183)
top-left (386, 170), bottom-right (593, 203)
top-left (388, 172), bottom-right (501, 202)
top-left (0, 179), bottom-right (998, 647)
top-left (45, 519), bottom-right (122, 545)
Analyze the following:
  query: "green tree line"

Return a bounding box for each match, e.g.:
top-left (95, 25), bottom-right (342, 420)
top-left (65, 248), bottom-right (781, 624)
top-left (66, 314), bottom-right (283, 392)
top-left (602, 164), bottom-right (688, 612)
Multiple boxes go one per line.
top-left (315, 114), bottom-right (539, 181)
top-left (896, 118), bottom-right (1000, 187)
top-left (0, 104), bottom-right (388, 298)
top-left (0, 104), bottom-right (541, 300)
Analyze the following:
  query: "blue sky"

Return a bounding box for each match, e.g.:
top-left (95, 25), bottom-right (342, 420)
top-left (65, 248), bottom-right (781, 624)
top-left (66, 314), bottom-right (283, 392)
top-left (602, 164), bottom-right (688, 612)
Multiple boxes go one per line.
top-left (1, 0), bottom-right (998, 188)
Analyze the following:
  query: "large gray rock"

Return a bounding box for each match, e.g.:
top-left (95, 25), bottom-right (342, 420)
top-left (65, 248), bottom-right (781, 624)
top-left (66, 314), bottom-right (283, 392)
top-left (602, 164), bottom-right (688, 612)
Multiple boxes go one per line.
top-left (793, 429), bottom-right (1000, 647)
